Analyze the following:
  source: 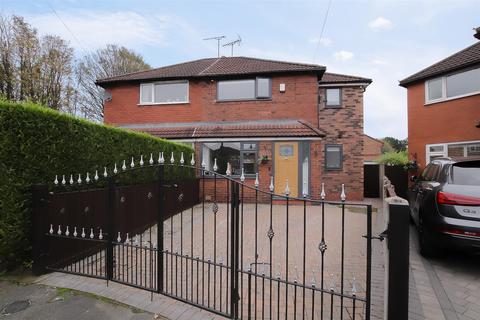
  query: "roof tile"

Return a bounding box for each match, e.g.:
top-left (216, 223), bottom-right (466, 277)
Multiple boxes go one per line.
top-left (319, 72), bottom-right (372, 84)
top-left (127, 120), bottom-right (325, 139)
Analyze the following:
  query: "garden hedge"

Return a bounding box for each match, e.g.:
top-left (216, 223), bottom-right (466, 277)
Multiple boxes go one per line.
top-left (0, 100), bottom-right (193, 270)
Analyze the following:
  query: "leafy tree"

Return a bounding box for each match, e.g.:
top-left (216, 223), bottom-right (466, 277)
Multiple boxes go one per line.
top-left (0, 15), bottom-right (15, 100)
top-left (382, 137), bottom-right (408, 153)
top-left (0, 14), bottom-right (74, 111)
top-left (76, 44), bottom-right (151, 121)
top-left (37, 35), bottom-right (74, 110)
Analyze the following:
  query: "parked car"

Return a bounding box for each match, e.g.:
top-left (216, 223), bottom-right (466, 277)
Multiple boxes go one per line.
top-left (408, 157), bottom-right (480, 256)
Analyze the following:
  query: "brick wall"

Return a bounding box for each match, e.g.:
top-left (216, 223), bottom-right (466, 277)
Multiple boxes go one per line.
top-left (318, 86), bottom-right (365, 201)
top-left (364, 135), bottom-right (383, 162)
top-left (104, 74), bottom-right (319, 126)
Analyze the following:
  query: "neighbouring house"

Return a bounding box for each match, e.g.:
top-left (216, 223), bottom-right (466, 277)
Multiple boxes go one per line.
top-left (363, 134), bottom-right (384, 163)
top-left (97, 57), bottom-right (371, 200)
top-left (399, 30), bottom-right (480, 168)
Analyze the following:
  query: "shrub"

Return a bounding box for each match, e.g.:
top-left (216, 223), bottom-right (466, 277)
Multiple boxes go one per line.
top-left (376, 151), bottom-right (409, 166)
top-left (0, 101), bottom-right (193, 270)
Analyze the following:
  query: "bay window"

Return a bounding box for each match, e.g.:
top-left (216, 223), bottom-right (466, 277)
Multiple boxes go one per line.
top-left (202, 142), bottom-right (258, 175)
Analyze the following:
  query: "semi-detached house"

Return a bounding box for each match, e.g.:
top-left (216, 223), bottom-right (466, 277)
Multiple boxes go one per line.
top-left (97, 57), bottom-right (371, 201)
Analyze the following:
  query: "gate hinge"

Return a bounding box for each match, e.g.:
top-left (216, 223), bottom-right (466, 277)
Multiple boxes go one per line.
top-left (363, 229), bottom-right (388, 241)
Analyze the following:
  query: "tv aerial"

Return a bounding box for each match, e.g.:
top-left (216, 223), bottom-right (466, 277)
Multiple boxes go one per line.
top-left (203, 35), bottom-right (226, 58)
top-left (223, 35), bottom-right (242, 57)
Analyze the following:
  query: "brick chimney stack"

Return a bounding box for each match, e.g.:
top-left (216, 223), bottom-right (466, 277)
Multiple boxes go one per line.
top-left (474, 27), bottom-right (480, 40)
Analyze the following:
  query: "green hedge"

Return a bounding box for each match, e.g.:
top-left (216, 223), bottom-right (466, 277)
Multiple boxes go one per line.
top-left (376, 151), bottom-right (409, 166)
top-left (0, 101), bottom-right (193, 270)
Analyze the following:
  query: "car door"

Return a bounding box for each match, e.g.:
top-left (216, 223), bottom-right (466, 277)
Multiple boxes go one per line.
top-left (416, 162), bottom-right (442, 221)
top-left (409, 165), bottom-right (428, 224)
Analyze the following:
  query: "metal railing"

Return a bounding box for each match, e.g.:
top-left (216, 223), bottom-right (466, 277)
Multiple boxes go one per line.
top-left (32, 152), bottom-right (373, 320)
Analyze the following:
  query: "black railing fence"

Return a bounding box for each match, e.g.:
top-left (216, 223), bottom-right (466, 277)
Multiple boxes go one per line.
top-left (33, 153), bottom-right (372, 320)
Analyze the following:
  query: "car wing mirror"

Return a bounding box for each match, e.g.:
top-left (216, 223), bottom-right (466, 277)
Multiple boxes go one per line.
top-left (410, 175), bottom-right (418, 182)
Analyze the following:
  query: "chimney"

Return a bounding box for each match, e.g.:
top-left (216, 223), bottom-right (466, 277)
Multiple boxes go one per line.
top-left (474, 27), bottom-right (480, 40)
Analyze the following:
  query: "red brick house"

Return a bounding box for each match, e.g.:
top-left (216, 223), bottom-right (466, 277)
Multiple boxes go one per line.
top-left (400, 36), bottom-right (480, 168)
top-left (363, 135), bottom-right (384, 163)
top-left (97, 57), bottom-right (371, 200)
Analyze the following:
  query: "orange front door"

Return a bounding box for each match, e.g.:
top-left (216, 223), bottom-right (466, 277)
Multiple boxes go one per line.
top-left (274, 142), bottom-right (299, 197)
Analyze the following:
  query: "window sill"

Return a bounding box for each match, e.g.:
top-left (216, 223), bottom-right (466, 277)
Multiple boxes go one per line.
top-left (138, 102), bottom-right (190, 106)
top-left (325, 168), bottom-right (342, 171)
top-left (324, 105), bottom-right (342, 109)
top-left (215, 98), bottom-right (272, 103)
top-left (424, 91), bottom-right (480, 106)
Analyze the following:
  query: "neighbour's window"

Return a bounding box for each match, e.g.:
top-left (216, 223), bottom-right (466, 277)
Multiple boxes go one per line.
top-left (426, 144), bottom-right (445, 164)
top-left (140, 81), bottom-right (189, 104)
top-left (217, 78), bottom-right (271, 101)
top-left (325, 88), bottom-right (341, 107)
top-left (202, 142), bottom-right (258, 175)
top-left (426, 78), bottom-right (443, 101)
top-left (325, 144), bottom-right (342, 170)
top-left (446, 68), bottom-right (480, 98)
top-left (425, 67), bottom-right (480, 103)
top-left (448, 142), bottom-right (480, 158)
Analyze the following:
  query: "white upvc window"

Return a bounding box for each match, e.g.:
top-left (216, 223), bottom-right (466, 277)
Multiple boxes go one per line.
top-left (425, 67), bottom-right (480, 104)
top-left (139, 80), bottom-right (189, 105)
top-left (217, 78), bottom-right (272, 101)
top-left (425, 140), bottom-right (480, 164)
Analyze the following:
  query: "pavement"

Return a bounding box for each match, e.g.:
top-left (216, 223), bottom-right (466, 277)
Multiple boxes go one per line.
top-left (408, 226), bottom-right (480, 320)
top-left (0, 279), bottom-right (157, 320)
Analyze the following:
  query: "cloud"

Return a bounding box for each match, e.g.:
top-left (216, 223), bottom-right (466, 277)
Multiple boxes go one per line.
top-left (372, 59), bottom-right (389, 66)
top-left (333, 50), bottom-right (354, 62)
top-left (309, 37), bottom-right (332, 47)
top-left (26, 11), bottom-right (196, 51)
top-left (368, 17), bottom-right (392, 31)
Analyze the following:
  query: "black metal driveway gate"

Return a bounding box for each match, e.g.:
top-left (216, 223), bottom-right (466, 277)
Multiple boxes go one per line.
top-left (33, 153), bottom-right (373, 320)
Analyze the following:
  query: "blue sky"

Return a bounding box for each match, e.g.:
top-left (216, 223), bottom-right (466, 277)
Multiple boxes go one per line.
top-left (2, 0), bottom-right (480, 138)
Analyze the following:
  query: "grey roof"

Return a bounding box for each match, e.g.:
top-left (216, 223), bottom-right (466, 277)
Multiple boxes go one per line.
top-left (399, 41), bottom-right (480, 87)
top-left (96, 56), bottom-right (326, 86)
top-left (319, 72), bottom-right (372, 84)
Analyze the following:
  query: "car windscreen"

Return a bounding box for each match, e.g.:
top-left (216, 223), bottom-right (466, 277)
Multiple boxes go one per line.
top-left (450, 161), bottom-right (480, 186)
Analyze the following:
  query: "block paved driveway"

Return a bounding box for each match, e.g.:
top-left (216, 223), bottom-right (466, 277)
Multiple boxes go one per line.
top-left (408, 226), bottom-right (480, 320)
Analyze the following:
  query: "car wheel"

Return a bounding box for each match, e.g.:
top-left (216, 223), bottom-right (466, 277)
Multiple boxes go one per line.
top-left (418, 217), bottom-right (438, 257)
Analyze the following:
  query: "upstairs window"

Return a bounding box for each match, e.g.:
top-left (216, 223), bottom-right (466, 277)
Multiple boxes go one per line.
top-left (425, 67), bottom-right (480, 103)
top-left (325, 88), bottom-right (341, 108)
top-left (446, 67), bottom-right (480, 98)
top-left (140, 81), bottom-right (189, 104)
top-left (426, 78), bottom-right (443, 101)
top-left (217, 78), bottom-right (271, 101)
